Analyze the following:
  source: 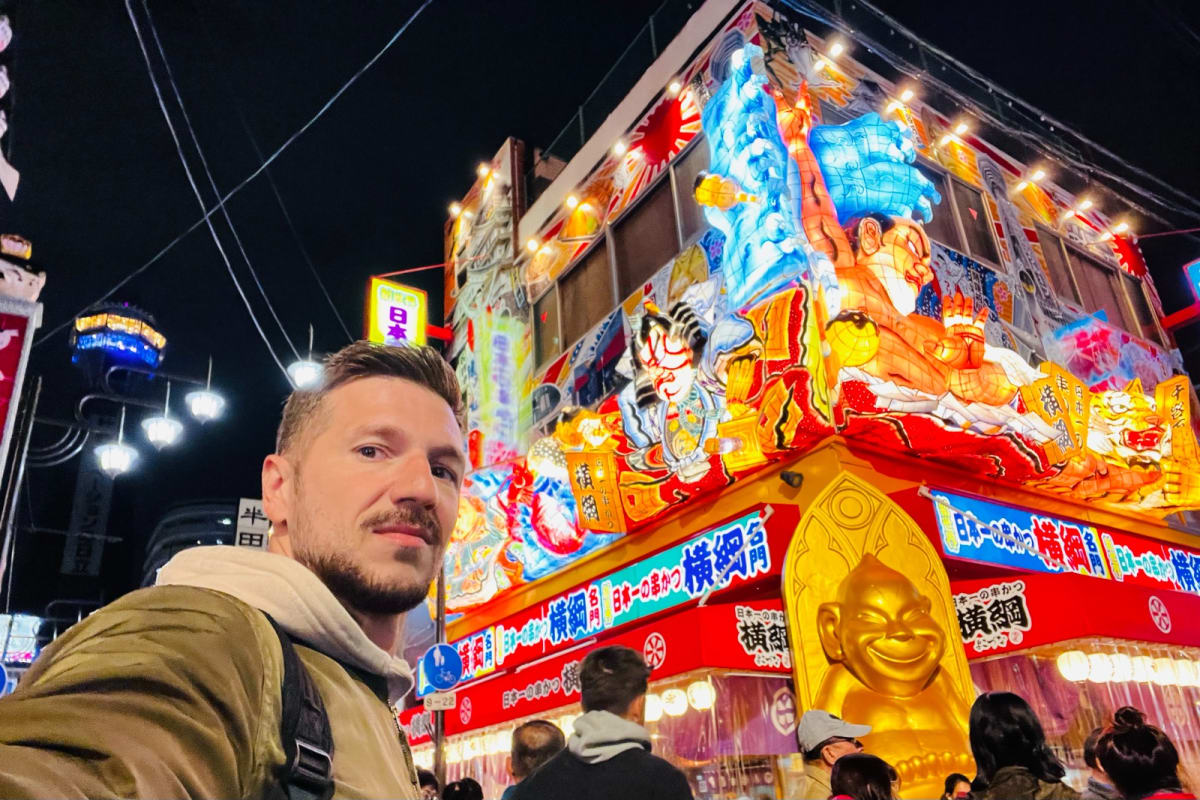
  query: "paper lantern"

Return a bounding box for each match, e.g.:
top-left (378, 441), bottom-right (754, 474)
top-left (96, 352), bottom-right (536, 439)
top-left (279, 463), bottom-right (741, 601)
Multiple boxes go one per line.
top-left (1056, 650), bottom-right (1089, 682)
top-left (1152, 657), bottom-right (1178, 686)
top-left (1088, 653), bottom-right (1113, 683)
top-left (1132, 656), bottom-right (1154, 683)
top-left (644, 693), bottom-right (663, 722)
top-left (1109, 653), bottom-right (1133, 682)
top-left (661, 688), bottom-right (688, 717)
top-left (686, 680), bottom-right (716, 711)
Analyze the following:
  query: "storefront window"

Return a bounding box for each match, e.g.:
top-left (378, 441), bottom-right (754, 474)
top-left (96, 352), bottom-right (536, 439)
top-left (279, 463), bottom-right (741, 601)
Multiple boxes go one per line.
top-left (673, 135), bottom-right (710, 244)
top-left (970, 640), bottom-right (1200, 790)
top-left (916, 163), bottom-right (964, 253)
top-left (533, 286), bottom-right (561, 368)
top-left (612, 178), bottom-right (680, 300)
top-left (416, 671), bottom-right (799, 800)
top-left (1068, 249), bottom-right (1134, 332)
top-left (558, 238), bottom-right (615, 350)
top-left (950, 179), bottom-right (1000, 265)
top-left (1036, 227), bottom-right (1080, 306)
top-left (1120, 272), bottom-right (1165, 345)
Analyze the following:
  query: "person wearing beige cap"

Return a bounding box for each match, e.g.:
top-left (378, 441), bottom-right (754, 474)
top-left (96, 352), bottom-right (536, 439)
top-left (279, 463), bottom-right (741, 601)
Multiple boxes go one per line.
top-left (796, 709), bottom-right (873, 800)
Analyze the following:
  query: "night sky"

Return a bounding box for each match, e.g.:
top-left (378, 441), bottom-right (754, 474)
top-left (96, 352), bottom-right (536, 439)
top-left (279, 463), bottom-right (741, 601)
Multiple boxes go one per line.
top-left (2, 0), bottom-right (1198, 615)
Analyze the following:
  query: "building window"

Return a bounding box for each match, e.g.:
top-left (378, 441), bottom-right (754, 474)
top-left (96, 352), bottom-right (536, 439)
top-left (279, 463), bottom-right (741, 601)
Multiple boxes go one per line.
top-left (558, 238), bottom-right (615, 350)
top-left (672, 135), bottom-right (710, 244)
top-left (950, 179), bottom-right (1000, 264)
top-left (612, 177), bottom-right (680, 300)
top-left (916, 163), bottom-right (964, 253)
top-left (533, 285), bottom-right (561, 368)
top-left (1067, 248), bottom-right (1133, 332)
top-left (1119, 272), bottom-right (1164, 345)
top-left (1035, 227), bottom-right (1080, 305)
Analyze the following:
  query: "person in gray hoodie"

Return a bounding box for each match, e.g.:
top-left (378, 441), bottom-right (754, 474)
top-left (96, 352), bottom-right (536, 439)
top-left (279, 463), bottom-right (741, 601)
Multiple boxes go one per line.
top-left (512, 645), bottom-right (693, 800)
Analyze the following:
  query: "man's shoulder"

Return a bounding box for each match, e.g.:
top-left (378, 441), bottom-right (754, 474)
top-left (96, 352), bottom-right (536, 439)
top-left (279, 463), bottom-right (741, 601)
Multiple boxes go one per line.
top-left (26, 585), bottom-right (277, 683)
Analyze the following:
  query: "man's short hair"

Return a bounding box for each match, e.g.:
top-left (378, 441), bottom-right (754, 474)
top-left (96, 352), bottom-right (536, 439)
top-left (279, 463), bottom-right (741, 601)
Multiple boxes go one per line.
top-left (511, 719), bottom-right (566, 779)
top-left (579, 645), bottom-right (650, 715)
top-left (276, 341), bottom-right (464, 454)
top-left (416, 768), bottom-right (437, 790)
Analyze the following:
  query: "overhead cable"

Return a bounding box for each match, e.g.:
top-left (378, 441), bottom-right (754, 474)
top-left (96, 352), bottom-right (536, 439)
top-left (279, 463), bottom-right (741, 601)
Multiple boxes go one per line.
top-left (35, 0), bottom-right (434, 347)
top-left (141, 0), bottom-right (301, 361)
top-left (125, 0), bottom-right (291, 380)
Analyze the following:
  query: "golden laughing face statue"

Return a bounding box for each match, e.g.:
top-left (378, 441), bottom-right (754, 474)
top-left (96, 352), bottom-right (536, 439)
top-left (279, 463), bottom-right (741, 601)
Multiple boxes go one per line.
top-left (817, 554), bottom-right (945, 698)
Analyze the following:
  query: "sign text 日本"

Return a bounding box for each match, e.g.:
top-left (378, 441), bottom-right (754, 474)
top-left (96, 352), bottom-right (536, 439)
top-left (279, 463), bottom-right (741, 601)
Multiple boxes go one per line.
top-left (931, 489), bottom-right (1200, 597)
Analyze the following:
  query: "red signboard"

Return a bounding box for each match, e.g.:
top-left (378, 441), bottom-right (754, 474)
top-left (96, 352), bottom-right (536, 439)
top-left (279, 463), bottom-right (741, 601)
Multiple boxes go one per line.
top-left (401, 600), bottom-right (790, 743)
top-left (951, 572), bottom-right (1200, 659)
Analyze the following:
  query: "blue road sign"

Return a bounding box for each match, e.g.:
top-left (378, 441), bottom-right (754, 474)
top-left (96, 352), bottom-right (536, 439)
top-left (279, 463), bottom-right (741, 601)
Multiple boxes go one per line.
top-left (421, 643), bottom-right (463, 692)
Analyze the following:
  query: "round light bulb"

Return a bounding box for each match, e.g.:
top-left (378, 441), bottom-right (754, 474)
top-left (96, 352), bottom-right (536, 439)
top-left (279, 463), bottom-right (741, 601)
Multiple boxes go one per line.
top-left (1056, 650), bottom-right (1089, 682)
top-left (186, 390), bottom-right (226, 423)
top-left (1174, 659), bottom-right (1198, 687)
top-left (1132, 656), bottom-right (1154, 683)
top-left (287, 359), bottom-right (324, 390)
top-left (1152, 657), bottom-right (1178, 686)
top-left (1109, 653), bottom-right (1133, 682)
top-left (686, 680), bottom-right (715, 711)
top-left (1088, 653), bottom-right (1113, 683)
top-left (141, 415), bottom-right (183, 449)
top-left (644, 693), bottom-right (663, 723)
top-left (661, 688), bottom-right (687, 717)
top-left (95, 442), bottom-right (138, 477)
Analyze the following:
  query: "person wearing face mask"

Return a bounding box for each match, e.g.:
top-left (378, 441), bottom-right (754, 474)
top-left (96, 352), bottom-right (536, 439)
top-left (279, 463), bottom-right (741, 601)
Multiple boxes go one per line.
top-left (0, 342), bottom-right (469, 799)
top-left (794, 709), bottom-right (873, 800)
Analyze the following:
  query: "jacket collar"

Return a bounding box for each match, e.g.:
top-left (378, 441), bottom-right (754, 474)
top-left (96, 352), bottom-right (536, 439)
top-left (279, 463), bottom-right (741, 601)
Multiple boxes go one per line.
top-left (156, 545), bottom-right (414, 704)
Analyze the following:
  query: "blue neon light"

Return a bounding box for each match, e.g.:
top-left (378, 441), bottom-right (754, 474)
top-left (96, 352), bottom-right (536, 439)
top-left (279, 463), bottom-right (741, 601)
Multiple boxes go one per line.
top-left (72, 332), bottom-right (163, 367)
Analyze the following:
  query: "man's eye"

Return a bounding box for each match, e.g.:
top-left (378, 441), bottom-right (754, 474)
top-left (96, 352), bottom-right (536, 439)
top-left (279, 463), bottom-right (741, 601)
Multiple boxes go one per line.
top-left (357, 446), bottom-right (380, 459)
top-left (432, 465), bottom-right (459, 482)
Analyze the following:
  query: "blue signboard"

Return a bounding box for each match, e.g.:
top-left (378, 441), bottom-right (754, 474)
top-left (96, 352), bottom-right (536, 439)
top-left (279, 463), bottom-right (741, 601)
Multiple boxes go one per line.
top-left (420, 643), bottom-right (463, 692)
top-left (929, 489), bottom-right (1108, 578)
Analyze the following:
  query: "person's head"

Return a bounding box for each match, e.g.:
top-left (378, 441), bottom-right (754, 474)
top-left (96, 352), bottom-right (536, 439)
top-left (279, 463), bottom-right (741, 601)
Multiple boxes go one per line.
top-left (510, 719), bottom-right (566, 781)
top-left (817, 554), bottom-right (945, 698)
top-left (631, 300), bottom-right (706, 406)
top-left (1083, 726), bottom-right (1109, 783)
top-left (579, 645), bottom-right (651, 722)
top-left (847, 213), bottom-right (934, 315)
top-left (941, 772), bottom-right (970, 800)
top-left (1096, 706), bottom-right (1182, 799)
top-left (417, 768), bottom-right (438, 800)
top-left (442, 777), bottom-right (483, 800)
top-left (797, 709), bottom-right (872, 768)
top-left (969, 692), bottom-right (1065, 785)
top-left (830, 753), bottom-right (898, 800)
top-left (263, 342), bottom-right (466, 619)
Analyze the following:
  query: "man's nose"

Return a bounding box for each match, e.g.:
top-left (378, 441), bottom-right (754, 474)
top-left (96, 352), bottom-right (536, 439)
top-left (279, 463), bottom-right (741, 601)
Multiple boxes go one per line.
top-left (386, 450), bottom-right (437, 507)
top-left (885, 621), bottom-right (914, 641)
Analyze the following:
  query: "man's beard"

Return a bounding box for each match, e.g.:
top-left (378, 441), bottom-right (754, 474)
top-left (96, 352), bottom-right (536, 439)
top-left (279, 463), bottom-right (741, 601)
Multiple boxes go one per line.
top-left (301, 550), bottom-right (432, 615)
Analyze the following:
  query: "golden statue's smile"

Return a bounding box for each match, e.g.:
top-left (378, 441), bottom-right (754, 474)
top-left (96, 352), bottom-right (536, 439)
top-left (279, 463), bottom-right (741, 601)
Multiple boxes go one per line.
top-left (867, 639), bottom-right (929, 665)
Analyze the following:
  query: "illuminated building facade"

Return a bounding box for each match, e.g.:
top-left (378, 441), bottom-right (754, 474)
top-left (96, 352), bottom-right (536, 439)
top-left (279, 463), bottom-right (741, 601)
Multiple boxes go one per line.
top-left (420, 3), bottom-right (1200, 797)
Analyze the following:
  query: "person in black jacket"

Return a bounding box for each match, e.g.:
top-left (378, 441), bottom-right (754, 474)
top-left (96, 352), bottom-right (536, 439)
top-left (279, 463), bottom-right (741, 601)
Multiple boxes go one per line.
top-left (511, 645), bottom-right (693, 800)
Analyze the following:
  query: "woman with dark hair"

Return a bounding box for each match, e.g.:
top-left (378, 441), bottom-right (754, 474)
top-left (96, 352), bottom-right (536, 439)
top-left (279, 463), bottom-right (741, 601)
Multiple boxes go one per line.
top-left (442, 777), bottom-right (483, 800)
top-left (941, 772), bottom-right (971, 800)
top-left (968, 692), bottom-right (1080, 800)
top-left (830, 753), bottom-right (899, 800)
top-left (1096, 706), bottom-right (1196, 800)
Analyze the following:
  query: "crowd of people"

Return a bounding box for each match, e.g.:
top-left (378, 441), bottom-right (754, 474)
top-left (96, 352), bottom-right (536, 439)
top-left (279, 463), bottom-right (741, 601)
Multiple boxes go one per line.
top-left (421, 643), bottom-right (1196, 800)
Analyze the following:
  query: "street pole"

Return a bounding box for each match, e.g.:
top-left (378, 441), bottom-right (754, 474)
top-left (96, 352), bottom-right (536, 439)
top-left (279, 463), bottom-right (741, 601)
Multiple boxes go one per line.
top-left (433, 566), bottom-right (447, 789)
top-left (0, 375), bottom-right (42, 609)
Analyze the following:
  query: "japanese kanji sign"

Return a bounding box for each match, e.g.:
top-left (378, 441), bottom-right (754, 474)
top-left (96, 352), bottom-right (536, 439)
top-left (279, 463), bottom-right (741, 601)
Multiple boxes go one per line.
top-left (931, 489), bottom-right (1200, 598)
top-left (953, 580), bottom-right (1032, 655)
top-left (366, 277), bottom-right (427, 347)
top-left (235, 497), bottom-right (270, 550)
top-left (734, 604), bottom-right (790, 668)
top-left (425, 509), bottom-right (775, 693)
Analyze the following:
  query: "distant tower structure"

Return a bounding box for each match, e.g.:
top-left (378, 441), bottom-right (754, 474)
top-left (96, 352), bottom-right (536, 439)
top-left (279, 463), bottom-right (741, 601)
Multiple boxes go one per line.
top-left (69, 302), bottom-right (167, 394)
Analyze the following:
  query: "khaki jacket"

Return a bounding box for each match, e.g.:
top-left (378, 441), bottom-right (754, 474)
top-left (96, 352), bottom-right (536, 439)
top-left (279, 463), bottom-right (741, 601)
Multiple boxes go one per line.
top-left (0, 547), bottom-right (421, 800)
top-left (796, 761), bottom-right (833, 800)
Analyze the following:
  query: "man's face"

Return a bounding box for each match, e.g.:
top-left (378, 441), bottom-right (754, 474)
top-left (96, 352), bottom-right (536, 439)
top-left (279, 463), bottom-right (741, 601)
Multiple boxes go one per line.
top-left (858, 219), bottom-right (933, 316)
top-left (639, 323), bottom-right (695, 403)
top-left (820, 737), bottom-right (863, 766)
top-left (266, 376), bottom-right (465, 615)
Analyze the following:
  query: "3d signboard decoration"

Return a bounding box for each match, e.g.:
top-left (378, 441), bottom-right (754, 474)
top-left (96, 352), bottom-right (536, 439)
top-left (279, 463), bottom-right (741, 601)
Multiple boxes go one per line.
top-left (440, 20), bottom-right (1200, 615)
top-left (784, 471), bottom-right (974, 798)
top-left (366, 277), bottom-right (427, 347)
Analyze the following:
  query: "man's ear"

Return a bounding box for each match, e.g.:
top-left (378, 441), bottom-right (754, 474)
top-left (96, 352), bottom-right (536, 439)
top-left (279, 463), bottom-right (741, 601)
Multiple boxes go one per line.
top-left (817, 602), bottom-right (844, 661)
top-left (855, 217), bottom-right (884, 256)
top-left (262, 453), bottom-right (293, 537)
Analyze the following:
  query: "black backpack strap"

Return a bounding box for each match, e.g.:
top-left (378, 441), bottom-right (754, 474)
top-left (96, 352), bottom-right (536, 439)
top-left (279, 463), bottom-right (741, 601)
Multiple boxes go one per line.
top-left (264, 613), bottom-right (335, 800)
